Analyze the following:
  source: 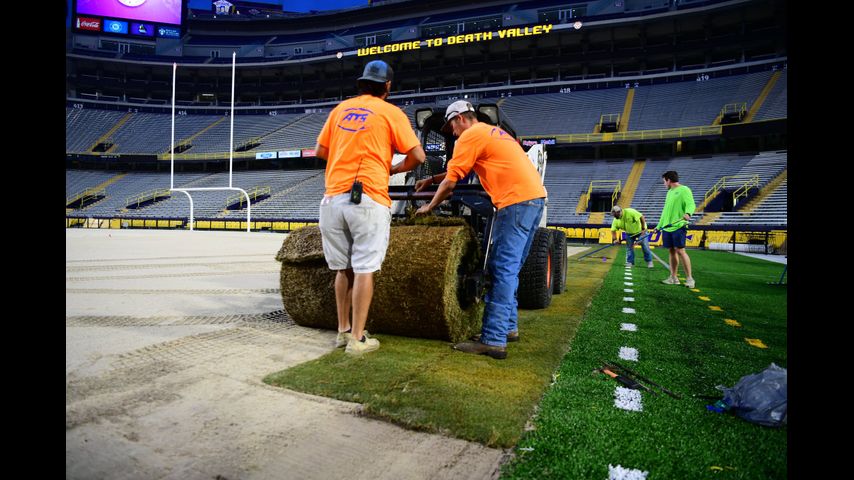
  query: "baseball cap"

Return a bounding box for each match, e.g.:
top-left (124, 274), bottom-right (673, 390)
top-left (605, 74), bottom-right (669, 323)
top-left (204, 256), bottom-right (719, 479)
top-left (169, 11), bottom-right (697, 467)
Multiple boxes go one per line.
top-left (441, 100), bottom-right (475, 133)
top-left (358, 60), bottom-right (394, 83)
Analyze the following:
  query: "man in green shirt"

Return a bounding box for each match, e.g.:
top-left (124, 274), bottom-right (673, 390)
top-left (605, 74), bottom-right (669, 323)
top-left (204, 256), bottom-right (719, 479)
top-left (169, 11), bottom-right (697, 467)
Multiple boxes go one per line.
top-left (610, 206), bottom-right (654, 268)
top-left (654, 170), bottom-right (695, 288)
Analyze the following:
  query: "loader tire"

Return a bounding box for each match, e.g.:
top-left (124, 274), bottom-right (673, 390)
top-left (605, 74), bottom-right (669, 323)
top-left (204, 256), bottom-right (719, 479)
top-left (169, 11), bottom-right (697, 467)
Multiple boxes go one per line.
top-left (518, 227), bottom-right (553, 309)
top-left (551, 229), bottom-right (567, 294)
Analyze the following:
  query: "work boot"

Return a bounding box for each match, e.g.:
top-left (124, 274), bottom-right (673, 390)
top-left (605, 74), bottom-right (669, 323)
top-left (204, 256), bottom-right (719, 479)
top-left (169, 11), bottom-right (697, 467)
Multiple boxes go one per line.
top-left (661, 276), bottom-right (680, 285)
top-left (453, 341), bottom-right (507, 359)
top-left (471, 331), bottom-right (519, 343)
top-left (684, 277), bottom-right (696, 289)
top-left (647, 261), bottom-right (654, 268)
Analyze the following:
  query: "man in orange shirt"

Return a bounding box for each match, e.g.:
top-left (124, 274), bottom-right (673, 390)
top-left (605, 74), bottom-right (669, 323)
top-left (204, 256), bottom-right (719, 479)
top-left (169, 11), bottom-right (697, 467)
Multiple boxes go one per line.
top-left (316, 60), bottom-right (425, 355)
top-left (415, 101), bottom-right (546, 360)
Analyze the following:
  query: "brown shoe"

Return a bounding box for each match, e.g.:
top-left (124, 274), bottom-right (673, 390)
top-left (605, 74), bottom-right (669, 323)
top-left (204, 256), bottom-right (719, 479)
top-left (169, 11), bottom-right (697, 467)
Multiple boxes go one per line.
top-left (471, 331), bottom-right (519, 343)
top-left (453, 341), bottom-right (507, 359)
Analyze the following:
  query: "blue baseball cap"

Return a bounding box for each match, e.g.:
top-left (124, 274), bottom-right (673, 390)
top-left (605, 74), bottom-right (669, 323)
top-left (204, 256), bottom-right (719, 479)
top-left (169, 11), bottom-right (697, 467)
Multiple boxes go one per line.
top-left (358, 60), bottom-right (394, 83)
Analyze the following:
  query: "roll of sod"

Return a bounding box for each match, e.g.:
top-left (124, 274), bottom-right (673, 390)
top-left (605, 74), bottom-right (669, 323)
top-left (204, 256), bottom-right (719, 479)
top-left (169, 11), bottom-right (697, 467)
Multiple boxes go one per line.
top-left (276, 222), bottom-right (483, 343)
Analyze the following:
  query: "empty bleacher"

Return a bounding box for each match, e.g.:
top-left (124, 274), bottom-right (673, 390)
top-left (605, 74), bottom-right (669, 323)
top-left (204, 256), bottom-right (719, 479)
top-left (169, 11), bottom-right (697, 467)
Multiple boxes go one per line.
top-left (623, 151), bottom-right (787, 227)
top-left (240, 171), bottom-right (326, 220)
top-left (109, 113), bottom-right (220, 154)
top-left (67, 150), bottom-right (786, 227)
top-left (253, 113), bottom-right (328, 151)
top-left (66, 108), bottom-right (128, 152)
top-left (628, 70), bottom-right (774, 130)
top-left (66, 171), bottom-right (210, 217)
top-left (711, 178), bottom-right (786, 226)
top-left (67, 70), bottom-right (788, 156)
top-left (65, 169), bottom-right (327, 220)
top-left (752, 69), bottom-right (787, 121)
top-left (178, 114), bottom-right (301, 154)
top-left (66, 170), bottom-right (119, 199)
top-left (545, 159), bottom-right (635, 225)
top-left (486, 89), bottom-right (628, 135)
top-left (627, 154), bottom-right (753, 227)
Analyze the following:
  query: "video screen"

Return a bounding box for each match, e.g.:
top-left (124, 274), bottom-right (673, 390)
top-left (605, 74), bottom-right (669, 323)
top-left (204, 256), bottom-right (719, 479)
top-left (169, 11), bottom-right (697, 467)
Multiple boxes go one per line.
top-left (75, 0), bottom-right (183, 26)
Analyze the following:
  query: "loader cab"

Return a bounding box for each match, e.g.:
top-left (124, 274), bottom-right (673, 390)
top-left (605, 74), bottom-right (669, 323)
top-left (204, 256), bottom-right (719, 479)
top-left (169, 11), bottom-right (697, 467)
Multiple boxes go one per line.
top-left (411, 103), bottom-right (518, 181)
top-left (388, 102), bottom-right (564, 310)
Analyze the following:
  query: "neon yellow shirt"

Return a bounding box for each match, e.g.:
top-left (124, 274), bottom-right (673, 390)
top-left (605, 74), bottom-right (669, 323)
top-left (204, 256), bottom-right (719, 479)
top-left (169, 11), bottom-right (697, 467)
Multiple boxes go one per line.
top-left (611, 208), bottom-right (645, 235)
top-left (656, 185), bottom-right (695, 232)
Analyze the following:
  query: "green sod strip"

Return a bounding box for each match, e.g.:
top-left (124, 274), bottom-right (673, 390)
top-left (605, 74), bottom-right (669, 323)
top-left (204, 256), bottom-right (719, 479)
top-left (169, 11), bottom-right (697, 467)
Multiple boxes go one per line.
top-left (502, 249), bottom-right (787, 479)
top-left (264, 251), bottom-right (614, 448)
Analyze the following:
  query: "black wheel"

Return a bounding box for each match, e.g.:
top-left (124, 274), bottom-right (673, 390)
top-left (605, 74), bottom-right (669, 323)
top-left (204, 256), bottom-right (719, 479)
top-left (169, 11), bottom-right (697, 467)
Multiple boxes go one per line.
top-left (550, 229), bottom-right (567, 294)
top-left (518, 227), bottom-right (553, 309)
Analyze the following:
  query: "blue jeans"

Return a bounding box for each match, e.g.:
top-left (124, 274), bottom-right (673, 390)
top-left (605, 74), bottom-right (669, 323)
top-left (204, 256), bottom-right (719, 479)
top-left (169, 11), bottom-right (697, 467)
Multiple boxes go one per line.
top-left (480, 198), bottom-right (545, 347)
top-left (625, 232), bottom-right (653, 265)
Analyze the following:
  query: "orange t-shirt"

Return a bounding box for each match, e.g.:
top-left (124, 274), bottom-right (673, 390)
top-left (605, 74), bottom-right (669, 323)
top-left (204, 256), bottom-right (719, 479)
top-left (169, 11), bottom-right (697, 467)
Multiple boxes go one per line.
top-left (316, 95), bottom-right (420, 207)
top-left (445, 122), bottom-right (546, 209)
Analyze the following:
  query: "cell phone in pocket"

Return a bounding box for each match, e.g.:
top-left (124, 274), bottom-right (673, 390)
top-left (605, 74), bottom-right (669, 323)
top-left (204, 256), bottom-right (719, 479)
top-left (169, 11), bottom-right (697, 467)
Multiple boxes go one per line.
top-left (350, 180), bottom-right (363, 204)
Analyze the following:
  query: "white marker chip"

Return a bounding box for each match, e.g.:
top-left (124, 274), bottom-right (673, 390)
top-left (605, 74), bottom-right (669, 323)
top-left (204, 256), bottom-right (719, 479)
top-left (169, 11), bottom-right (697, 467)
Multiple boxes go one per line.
top-left (614, 386), bottom-right (643, 412)
top-left (619, 346), bottom-right (639, 361)
top-left (608, 464), bottom-right (649, 480)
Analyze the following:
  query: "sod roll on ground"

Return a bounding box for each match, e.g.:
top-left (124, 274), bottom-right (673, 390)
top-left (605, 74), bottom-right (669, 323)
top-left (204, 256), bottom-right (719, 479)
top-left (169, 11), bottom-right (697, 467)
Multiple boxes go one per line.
top-left (276, 221), bottom-right (484, 343)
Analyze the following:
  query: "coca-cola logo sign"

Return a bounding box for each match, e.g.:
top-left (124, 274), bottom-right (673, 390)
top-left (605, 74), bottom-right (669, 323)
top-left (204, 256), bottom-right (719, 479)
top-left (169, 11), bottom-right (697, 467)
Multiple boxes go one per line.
top-left (76, 17), bottom-right (102, 31)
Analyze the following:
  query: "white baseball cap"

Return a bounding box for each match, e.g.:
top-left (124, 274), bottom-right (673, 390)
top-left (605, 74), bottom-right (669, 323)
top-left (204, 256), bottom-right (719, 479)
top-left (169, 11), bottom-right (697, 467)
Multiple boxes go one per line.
top-left (441, 100), bottom-right (475, 133)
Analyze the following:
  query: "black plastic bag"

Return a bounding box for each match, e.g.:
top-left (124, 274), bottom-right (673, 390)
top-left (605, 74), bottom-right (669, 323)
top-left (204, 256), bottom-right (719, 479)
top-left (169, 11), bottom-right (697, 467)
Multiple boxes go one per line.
top-left (718, 363), bottom-right (787, 427)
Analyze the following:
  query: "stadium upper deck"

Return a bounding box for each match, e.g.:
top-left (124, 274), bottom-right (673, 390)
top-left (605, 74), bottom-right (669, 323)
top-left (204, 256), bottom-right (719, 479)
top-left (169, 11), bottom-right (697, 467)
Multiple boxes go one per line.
top-left (67, 0), bottom-right (785, 107)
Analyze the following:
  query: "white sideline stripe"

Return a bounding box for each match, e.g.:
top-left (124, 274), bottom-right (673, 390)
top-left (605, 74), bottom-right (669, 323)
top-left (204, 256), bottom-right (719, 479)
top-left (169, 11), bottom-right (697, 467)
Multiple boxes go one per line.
top-left (622, 307), bottom-right (635, 314)
top-left (614, 386), bottom-right (643, 412)
top-left (624, 289), bottom-right (634, 293)
top-left (621, 323), bottom-right (637, 331)
top-left (624, 282), bottom-right (633, 286)
top-left (623, 297), bottom-right (635, 302)
top-left (608, 464), bottom-right (649, 480)
top-left (619, 346), bottom-right (639, 361)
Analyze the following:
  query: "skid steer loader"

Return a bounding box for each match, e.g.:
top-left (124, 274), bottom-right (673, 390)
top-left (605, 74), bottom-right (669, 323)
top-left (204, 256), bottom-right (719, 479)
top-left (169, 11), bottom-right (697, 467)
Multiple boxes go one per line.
top-left (277, 103), bottom-right (567, 342)
top-left (388, 102), bottom-right (567, 309)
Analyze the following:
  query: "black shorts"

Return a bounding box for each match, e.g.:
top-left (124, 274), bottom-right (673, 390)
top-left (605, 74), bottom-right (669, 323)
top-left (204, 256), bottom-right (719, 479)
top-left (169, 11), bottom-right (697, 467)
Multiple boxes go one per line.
top-left (662, 227), bottom-right (687, 249)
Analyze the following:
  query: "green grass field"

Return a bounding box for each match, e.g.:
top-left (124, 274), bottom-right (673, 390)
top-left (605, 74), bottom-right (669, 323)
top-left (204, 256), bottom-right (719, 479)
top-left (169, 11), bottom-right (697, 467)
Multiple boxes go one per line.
top-left (502, 248), bottom-right (787, 479)
top-left (264, 251), bottom-right (613, 448)
top-left (265, 246), bottom-right (787, 478)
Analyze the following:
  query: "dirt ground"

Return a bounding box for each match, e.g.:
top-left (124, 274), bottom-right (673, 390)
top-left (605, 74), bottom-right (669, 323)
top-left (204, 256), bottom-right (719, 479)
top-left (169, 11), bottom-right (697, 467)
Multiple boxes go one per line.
top-left (66, 229), bottom-right (511, 480)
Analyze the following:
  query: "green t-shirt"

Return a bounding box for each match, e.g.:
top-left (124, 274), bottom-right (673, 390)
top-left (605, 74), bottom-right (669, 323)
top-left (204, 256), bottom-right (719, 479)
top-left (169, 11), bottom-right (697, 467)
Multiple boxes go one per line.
top-left (611, 207), bottom-right (645, 235)
top-left (657, 185), bottom-right (695, 232)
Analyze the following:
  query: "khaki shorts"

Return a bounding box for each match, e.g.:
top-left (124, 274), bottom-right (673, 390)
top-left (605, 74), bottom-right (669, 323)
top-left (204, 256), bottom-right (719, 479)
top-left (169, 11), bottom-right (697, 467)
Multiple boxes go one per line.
top-left (318, 193), bottom-right (391, 273)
